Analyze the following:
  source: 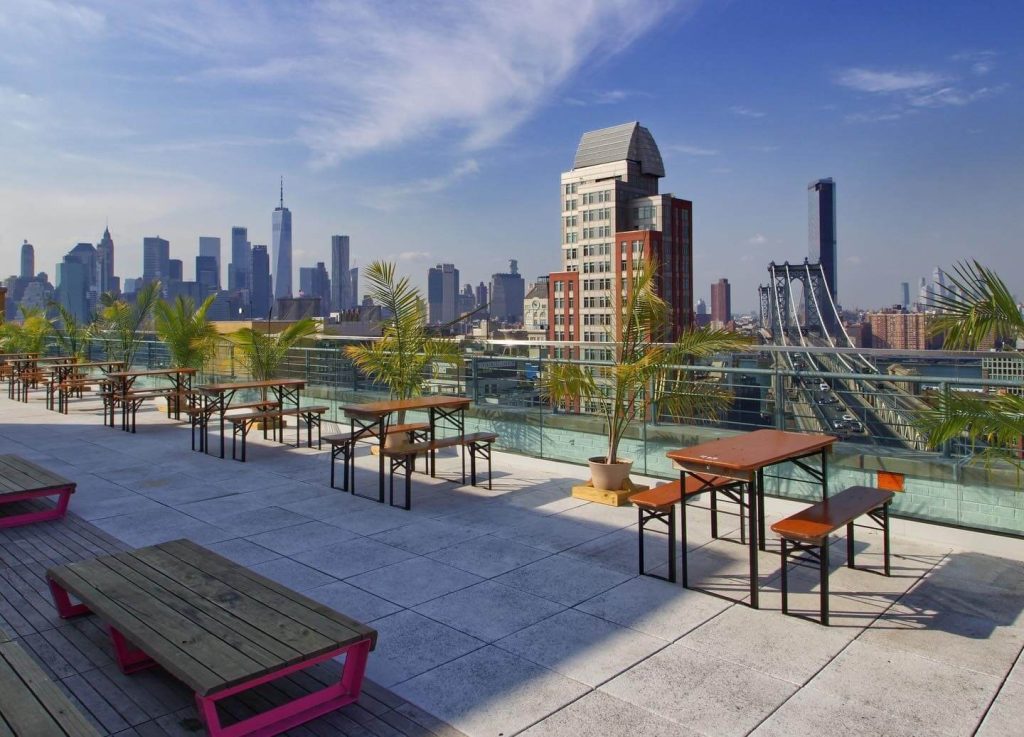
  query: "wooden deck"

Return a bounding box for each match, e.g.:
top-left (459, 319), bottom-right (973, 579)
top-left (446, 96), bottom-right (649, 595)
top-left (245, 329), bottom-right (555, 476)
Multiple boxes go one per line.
top-left (0, 501), bottom-right (464, 737)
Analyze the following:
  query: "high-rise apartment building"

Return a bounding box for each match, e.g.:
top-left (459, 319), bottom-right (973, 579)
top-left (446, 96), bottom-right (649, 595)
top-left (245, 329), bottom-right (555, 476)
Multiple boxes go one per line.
top-left (867, 310), bottom-right (934, 350)
top-left (20, 240), bottom-right (34, 279)
top-left (548, 122), bottom-right (693, 356)
top-left (142, 236), bottom-right (170, 286)
top-left (199, 236), bottom-right (221, 289)
top-left (331, 235), bottom-right (350, 311)
top-left (272, 179), bottom-right (292, 300)
top-left (428, 263), bottom-right (460, 325)
top-left (229, 226), bottom-right (250, 292)
top-left (808, 177), bottom-right (837, 303)
top-left (250, 245), bottom-right (272, 317)
top-left (710, 278), bottom-right (731, 327)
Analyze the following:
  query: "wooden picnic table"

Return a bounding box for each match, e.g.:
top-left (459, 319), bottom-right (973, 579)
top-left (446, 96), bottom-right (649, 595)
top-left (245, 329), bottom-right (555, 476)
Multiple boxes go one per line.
top-left (46, 360), bottom-right (125, 412)
top-left (104, 367), bottom-right (197, 431)
top-left (6, 355), bottom-right (75, 402)
top-left (666, 429), bottom-right (836, 608)
top-left (338, 395), bottom-right (471, 503)
top-left (196, 378), bottom-right (306, 458)
top-left (0, 454), bottom-right (76, 529)
top-left (47, 538), bottom-right (376, 737)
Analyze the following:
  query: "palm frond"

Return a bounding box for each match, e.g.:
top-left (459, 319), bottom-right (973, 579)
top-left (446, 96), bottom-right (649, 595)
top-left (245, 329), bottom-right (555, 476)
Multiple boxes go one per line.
top-left (927, 261), bottom-right (1024, 349)
top-left (920, 389), bottom-right (1024, 472)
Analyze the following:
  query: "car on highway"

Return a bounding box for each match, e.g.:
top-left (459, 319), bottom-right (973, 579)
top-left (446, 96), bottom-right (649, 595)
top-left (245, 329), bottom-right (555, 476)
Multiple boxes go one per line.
top-left (842, 414), bottom-right (855, 421)
top-left (819, 382), bottom-right (829, 391)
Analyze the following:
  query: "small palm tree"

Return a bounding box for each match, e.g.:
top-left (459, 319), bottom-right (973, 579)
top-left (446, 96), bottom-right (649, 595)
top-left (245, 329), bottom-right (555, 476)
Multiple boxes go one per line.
top-left (920, 261), bottom-right (1024, 470)
top-left (154, 294), bottom-right (220, 370)
top-left (541, 263), bottom-right (751, 487)
top-left (228, 318), bottom-right (318, 381)
top-left (49, 301), bottom-right (93, 359)
top-left (344, 261), bottom-right (461, 422)
top-left (97, 281), bottom-right (161, 368)
top-left (15, 306), bottom-right (53, 355)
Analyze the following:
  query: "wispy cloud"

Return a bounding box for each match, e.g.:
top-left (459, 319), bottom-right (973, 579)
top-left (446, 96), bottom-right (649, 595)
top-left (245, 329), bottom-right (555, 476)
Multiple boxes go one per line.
top-left (364, 159), bottom-right (482, 209)
top-left (730, 105), bottom-right (765, 118)
top-left (835, 63), bottom-right (1005, 122)
top-left (747, 233), bottom-right (767, 245)
top-left (665, 143), bottom-right (719, 156)
top-left (835, 68), bottom-right (946, 93)
top-left (564, 89), bottom-right (649, 106)
top-left (952, 50), bottom-right (997, 75)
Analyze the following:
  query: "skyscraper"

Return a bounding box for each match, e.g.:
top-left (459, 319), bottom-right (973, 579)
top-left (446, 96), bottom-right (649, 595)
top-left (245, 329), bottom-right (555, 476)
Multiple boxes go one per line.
top-left (491, 260), bottom-right (525, 325)
top-left (96, 227), bottom-right (115, 294)
top-left (58, 243), bottom-right (98, 322)
top-left (710, 278), bottom-right (731, 327)
top-left (196, 256), bottom-right (219, 293)
top-left (331, 235), bottom-right (350, 311)
top-left (251, 245), bottom-right (272, 317)
top-left (808, 177), bottom-right (837, 302)
top-left (199, 236), bottom-right (221, 289)
top-left (230, 226), bottom-right (250, 292)
top-left (169, 259), bottom-right (183, 283)
top-left (272, 178), bottom-right (292, 300)
top-left (142, 236), bottom-right (170, 285)
top-left (475, 282), bottom-right (488, 318)
top-left (900, 282), bottom-right (910, 310)
top-left (549, 121), bottom-right (692, 354)
top-left (428, 263), bottom-right (459, 324)
top-left (917, 277), bottom-right (928, 312)
top-left (20, 240), bottom-right (34, 279)
top-left (349, 268), bottom-right (359, 308)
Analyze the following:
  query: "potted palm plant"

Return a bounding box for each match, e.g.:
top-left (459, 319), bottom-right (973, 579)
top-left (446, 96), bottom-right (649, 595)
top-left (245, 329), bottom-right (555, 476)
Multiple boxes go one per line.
top-left (154, 294), bottom-right (220, 370)
top-left (345, 261), bottom-right (461, 446)
top-left (227, 317), bottom-right (318, 422)
top-left (919, 261), bottom-right (1024, 470)
top-left (96, 281), bottom-right (161, 368)
top-left (50, 301), bottom-right (93, 360)
top-left (542, 263), bottom-right (751, 503)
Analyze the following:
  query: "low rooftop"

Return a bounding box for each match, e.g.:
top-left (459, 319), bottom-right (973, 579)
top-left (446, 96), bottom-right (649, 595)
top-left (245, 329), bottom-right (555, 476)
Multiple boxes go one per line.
top-left (1, 394), bottom-right (1022, 736)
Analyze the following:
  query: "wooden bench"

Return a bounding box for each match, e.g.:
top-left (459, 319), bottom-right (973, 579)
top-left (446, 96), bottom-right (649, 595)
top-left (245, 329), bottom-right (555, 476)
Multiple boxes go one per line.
top-left (46, 538), bottom-right (377, 737)
top-left (0, 455), bottom-right (77, 529)
top-left (0, 627), bottom-right (102, 736)
top-left (381, 432), bottom-right (499, 510)
top-left (229, 405), bottom-right (329, 461)
top-left (771, 485), bottom-right (895, 625)
top-left (183, 399), bottom-right (279, 452)
top-left (631, 475), bottom-right (746, 583)
top-left (325, 423), bottom-right (430, 492)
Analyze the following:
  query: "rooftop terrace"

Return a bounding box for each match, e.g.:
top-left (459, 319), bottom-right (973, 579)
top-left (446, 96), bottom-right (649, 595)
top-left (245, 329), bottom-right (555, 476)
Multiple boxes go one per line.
top-left (1, 392), bottom-right (1023, 736)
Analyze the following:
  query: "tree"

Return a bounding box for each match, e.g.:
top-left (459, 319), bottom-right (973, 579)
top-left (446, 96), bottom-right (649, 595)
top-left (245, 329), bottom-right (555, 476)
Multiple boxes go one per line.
top-left (920, 261), bottom-right (1024, 470)
top-left (154, 294), bottom-right (219, 370)
top-left (13, 306), bottom-right (53, 355)
top-left (96, 281), bottom-right (161, 367)
top-left (541, 263), bottom-right (750, 487)
top-left (344, 261), bottom-right (461, 422)
top-left (49, 301), bottom-right (93, 359)
top-left (228, 318), bottom-right (318, 381)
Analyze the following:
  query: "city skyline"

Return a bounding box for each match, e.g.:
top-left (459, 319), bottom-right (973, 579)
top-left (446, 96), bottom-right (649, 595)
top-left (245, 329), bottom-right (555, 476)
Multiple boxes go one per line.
top-left (0, 2), bottom-right (1021, 310)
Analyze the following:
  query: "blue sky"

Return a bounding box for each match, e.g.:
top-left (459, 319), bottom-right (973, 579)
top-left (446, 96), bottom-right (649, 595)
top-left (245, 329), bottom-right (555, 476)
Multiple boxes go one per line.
top-left (1, 0), bottom-right (1020, 311)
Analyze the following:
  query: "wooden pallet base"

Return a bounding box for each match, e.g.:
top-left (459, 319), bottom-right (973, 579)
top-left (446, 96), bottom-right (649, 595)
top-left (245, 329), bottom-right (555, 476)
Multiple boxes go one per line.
top-left (571, 478), bottom-right (649, 507)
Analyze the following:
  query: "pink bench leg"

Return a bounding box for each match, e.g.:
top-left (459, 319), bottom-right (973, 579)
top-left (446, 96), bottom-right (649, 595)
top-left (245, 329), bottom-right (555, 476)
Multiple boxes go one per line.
top-left (109, 626), bottom-right (157, 673)
top-left (0, 485), bottom-right (74, 528)
top-left (194, 637), bottom-right (372, 737)
top-left (48, 578), bottom-right (91, 618)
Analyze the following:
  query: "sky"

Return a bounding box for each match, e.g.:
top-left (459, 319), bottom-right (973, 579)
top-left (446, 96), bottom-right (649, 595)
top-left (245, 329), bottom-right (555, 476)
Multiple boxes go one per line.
top-left (0, 0), bottom-right (1021, 312)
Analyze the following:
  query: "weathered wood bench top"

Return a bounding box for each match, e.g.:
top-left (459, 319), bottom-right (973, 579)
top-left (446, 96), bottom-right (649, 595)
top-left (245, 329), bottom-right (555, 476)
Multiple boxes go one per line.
top-left (46, 538), bottom-right (378, 698)
top-left (771, 485), bottom-right (895, 544)
top-left (0, 638), bottom-right (102, 736)
top-left (0, 455), bottom-right (75, 499)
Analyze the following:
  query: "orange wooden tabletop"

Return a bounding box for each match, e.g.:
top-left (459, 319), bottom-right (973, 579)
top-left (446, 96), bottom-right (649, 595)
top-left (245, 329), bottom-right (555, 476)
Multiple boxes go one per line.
top-left (339, 395), bottom-right (470, 418)
top-left (667, 429), bottom-right (836, 473)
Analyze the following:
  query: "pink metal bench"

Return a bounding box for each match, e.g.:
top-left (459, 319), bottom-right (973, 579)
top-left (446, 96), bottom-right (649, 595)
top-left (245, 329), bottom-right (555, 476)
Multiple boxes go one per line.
top-left (47, 538), bottom-right (377, 737)
top-left (0, 454), bottom-right (76, 528)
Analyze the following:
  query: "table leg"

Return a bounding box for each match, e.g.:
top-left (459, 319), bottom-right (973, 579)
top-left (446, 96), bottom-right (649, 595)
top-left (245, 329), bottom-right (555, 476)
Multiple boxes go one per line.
top-left (748, 477), bottom-right (759, 609)
top-left (757, 467), bottom-right (766, 551)
top-left (377, 416), bottom-right (386, 503)
top-left (821, 449), bottom-right (829, 501)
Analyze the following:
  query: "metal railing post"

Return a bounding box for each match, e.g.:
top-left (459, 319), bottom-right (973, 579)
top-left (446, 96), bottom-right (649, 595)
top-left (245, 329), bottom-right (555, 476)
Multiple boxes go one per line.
top-left (773, 368), bottom-right (786, 429)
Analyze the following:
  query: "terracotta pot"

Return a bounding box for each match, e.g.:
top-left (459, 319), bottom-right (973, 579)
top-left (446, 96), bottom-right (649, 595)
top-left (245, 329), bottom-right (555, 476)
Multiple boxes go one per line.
top-left (588, 456), bottom-right (633, 491)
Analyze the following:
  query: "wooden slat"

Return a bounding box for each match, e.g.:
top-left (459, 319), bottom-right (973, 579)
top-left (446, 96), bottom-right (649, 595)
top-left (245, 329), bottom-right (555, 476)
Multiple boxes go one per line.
top-left (160, 540), bottom-right (376, 648)
top-left (44, 565), bottom-right (229, 696)
top-left (0, 641), bottom-right (101, 736)
top-left (771, 486), bottom-right (894, 544)
top-left (0, 456), bottom-right (75, 497)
